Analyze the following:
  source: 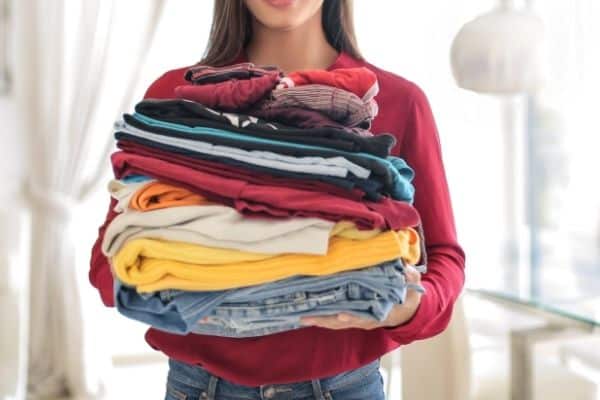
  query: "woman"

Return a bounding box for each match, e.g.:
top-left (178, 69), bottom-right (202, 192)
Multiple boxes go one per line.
top-left (90, 0), bottom-right (465, 398)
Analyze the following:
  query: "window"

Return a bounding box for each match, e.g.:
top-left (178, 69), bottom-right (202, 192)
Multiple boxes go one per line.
top-left (522, 0), bottom-right (600, 301)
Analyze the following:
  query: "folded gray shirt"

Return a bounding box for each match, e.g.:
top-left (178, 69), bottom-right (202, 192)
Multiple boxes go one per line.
top-left (114, 119), bottom-right (371, 179)
top-left (103, 181), bottom-right (338, 256)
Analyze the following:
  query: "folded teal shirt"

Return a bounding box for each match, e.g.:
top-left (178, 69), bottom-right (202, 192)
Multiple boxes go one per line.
top-left (129, 112), bottom-right (415, 203)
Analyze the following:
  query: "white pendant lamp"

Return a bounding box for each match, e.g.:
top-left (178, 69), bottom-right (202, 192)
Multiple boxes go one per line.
top-left (451, 0), bottom-right (546, 94)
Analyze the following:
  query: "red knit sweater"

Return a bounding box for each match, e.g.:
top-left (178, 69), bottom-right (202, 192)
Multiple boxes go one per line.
top-left (89, 51), bottom-right (465, 385)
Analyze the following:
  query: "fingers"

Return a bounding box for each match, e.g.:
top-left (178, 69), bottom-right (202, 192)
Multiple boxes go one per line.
top-left (403, 264), bottom-right (422, 284)
top-left (402, 264), bottom-right (424, 308)
top-left (336, 313), bottom-right (379, 329)
top-left (300, 313), bottom-right (381, 330)
top-left (300, 315), bottom-right (346, 329)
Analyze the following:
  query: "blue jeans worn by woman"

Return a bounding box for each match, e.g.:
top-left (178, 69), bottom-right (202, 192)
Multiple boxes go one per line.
top-left (165, 358), bottom-right (385, 400)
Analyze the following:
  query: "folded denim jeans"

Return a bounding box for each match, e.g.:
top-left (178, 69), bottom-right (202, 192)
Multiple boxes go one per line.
top-left (115, 260), bottom-right (426, 338)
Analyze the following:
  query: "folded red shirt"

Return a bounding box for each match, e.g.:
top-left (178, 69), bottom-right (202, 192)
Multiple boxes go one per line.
top-left (117, 140), bottom-right (367, 201)
top-left (111, 150), bottom-right (421, 231)
top-left (279, 67), bottom-right (379, 101)
top-left (174, 73), bottom-right (280, 111)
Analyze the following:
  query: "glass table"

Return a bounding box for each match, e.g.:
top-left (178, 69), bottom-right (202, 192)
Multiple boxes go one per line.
top-left (468, 288), bottom-right (600, 400)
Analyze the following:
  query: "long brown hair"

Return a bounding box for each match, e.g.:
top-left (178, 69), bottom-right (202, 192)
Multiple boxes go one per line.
top-left (200, 0), bottom-right (362, 66)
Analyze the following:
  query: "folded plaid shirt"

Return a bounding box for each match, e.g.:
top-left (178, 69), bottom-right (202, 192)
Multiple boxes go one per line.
top-left (185, 62), bottom-right (282, 84)
top-left (256, 84), bottom-right (378, 129)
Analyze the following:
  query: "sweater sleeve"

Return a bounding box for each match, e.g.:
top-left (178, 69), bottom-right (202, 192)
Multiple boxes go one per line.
top-left (143, 72), bottom-right (170, 99)
top-left (89, 197), bottom-right (119, 307)
top-left (89, 71), bottom-right (175, 307)
top-left (385, 84), bottom-right (466, 343)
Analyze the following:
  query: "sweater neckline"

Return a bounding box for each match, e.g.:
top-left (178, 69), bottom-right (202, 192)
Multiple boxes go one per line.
top-left (232, 49), bottom-right (359, 71)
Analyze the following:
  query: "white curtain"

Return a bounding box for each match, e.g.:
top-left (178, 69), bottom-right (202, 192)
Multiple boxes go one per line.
top-left (12, 0), bottom-right (165, 398)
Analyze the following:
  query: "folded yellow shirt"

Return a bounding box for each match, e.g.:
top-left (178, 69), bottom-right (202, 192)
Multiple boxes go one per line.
top-left (112, 229), bottom-right (420, 292)
top-left (331, 220), bottom-right (382, 240)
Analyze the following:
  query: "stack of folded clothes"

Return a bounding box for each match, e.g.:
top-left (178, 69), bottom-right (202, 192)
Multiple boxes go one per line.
top-left (100, 63), bottom-right (427, 338)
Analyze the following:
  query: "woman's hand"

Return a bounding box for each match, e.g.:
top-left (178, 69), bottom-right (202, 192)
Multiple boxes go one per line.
top-left (300, 264), bottom-right (423, 330)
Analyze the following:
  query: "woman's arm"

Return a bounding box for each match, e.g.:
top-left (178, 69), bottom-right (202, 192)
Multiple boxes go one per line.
top-left (89, 197), bottom-right (119, 306)
top-left (302, 83), bottom-right (466, 342)
top-left (385, 83), bottom-right (466, 342)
